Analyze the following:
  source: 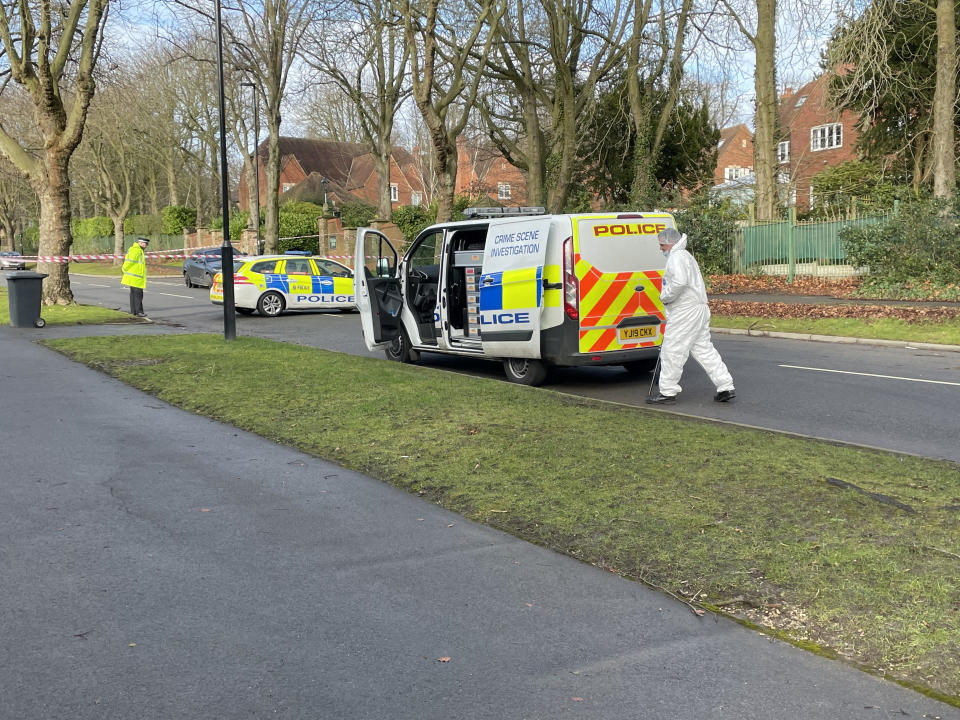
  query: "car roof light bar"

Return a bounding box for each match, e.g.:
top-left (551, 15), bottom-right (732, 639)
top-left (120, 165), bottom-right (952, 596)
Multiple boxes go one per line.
top-left (462, 206), bottom-right (547, 219)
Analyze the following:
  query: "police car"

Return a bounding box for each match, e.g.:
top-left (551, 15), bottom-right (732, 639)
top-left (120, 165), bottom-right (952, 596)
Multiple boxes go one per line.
top-left (211, 252), bottom-right (356, 317)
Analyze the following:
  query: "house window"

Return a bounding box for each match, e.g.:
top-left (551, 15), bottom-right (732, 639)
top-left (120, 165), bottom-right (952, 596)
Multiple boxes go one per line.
top-left (498, 183), bottom-right (511, 199)
top-left (390, 184), bottom-right (399, 202)
top-left (717, 138), bottom-right (727, 149)
top-left (777, 141), bottom-right (790, 163)
top-left (777, 171), bottom-right (790, 185)
top-left (411, 191), bottom-right (423, 206)
top-left (795, 95), bottom-right (807, 108)
top-left (281, 183), bottom-right (295, 193)
top-left (810, 123), bottom-right (842, 151)
top-left (328, 235), bottom-right (337, 250)
top-left (724, 166), bottom-right (751, 181)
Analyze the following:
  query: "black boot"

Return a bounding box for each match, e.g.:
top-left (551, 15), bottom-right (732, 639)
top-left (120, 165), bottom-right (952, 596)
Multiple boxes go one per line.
top-left (646, 393), bottom-right (677, 405)
top-left (714, 389), bottom-right (736, 402)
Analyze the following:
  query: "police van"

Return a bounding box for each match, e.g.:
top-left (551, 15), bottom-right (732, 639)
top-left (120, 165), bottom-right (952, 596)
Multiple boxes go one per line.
top-left (354, 208), bottom-right (675, 385)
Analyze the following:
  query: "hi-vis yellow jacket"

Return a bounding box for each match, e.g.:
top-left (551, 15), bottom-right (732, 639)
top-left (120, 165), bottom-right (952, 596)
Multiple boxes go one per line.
top-left (121, 244), bottom-right (146, 289)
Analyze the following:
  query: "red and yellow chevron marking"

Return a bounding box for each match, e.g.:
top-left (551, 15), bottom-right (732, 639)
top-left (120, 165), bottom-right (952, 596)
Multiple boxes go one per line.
top-left (576, 255), bottom-right (664, 353)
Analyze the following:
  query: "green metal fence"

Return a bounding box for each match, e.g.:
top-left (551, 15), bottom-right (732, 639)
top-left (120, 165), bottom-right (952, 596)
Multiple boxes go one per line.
top-left (732, 212), bottom-right (891, 278)
top-left (72, 234), bottom-right (186, 254)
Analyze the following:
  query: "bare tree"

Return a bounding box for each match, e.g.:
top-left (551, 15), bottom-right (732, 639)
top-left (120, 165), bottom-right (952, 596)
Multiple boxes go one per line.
top-left (0, 155), bottom-right (36, 251)
top-left (0, 0), bottom-right (109, 304)
top-left (480, 0), bottom-right (628, 212)
top-left (303, 0), bottom-right (410, 221)
top-left (627, 0), bottom-right (695, 207)
top-left (403, 0), bottom-right (505, 222)
top-left (930, 0), bottom-right (956, 200)
top-left (827, 0), bottom-right (956, 200)
top-left (714, 0), bottom-right (779, 220)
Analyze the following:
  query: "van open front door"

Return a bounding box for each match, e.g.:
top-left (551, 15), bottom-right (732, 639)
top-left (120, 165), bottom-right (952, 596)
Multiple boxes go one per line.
top-left (354, 227), bottom-right (401, 351)
top-left (479, 216), bottom-right (552, 358)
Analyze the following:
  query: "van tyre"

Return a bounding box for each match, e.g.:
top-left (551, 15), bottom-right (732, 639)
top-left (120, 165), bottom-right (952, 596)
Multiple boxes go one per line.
top-left (503, 358), bottom-right (547, 386)
top-left (257, 291), bottom-right (285, 317)
top-left (385, 327), bottom-right (419, 363)
top-left (623, 357), bottom-right (658, 374)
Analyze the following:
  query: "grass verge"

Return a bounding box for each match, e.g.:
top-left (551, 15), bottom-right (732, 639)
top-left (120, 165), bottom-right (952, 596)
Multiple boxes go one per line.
top-left (44, 333), bottom-right (960, 704)
top-left (0, 287), bottom-right (134, 325)
top-left (711, 314), bottom-right (960, 345)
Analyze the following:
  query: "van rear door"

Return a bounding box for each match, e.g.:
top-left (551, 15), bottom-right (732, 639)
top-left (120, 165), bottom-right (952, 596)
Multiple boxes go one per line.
top-left (354, 227), bottom-right (401, 351)
top-left (573, 214), bottom-right (673, 354)
top-left (478, 216), bottom-right (552, 358)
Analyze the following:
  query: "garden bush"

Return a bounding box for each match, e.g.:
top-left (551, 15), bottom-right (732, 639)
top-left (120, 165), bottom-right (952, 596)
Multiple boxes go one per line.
top-left (674, 197), bottom-right (743, 276)
top-left (162, 206), bottom-right (197, 234)
top-left (840, 199), bottom-right (960, 284)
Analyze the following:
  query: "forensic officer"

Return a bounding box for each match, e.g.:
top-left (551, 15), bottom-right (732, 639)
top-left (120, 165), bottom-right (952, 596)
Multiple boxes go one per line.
top-left (121, 236), bottom-right (150, 317)
top-left (647, 227), bottom-right (735, 404)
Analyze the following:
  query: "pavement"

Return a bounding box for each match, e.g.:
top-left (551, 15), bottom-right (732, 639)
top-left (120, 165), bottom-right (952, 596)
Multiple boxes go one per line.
top-left (2, 320), bottom-right (959, 719)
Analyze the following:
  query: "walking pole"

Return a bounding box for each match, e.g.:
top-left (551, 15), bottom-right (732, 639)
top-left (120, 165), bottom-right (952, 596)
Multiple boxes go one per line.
top-left (648, 353), bottom-right (662, 397)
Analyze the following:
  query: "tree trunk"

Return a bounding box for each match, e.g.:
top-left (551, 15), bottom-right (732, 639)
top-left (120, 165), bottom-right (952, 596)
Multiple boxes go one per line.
top-left (112, 215), bottom-right (125, 265)
top-left (264, 123), bottom-right (281, 253)
top-left (374, 146), bottom-right (394, 220)
top-left (433, 142), bottom-right (457, 222)
top-left (34, 153), bottom-right (75, 306)
top-left (752, 0), bottom-right (779, 221)
top-left (931, 0), bottom-right (957, 201)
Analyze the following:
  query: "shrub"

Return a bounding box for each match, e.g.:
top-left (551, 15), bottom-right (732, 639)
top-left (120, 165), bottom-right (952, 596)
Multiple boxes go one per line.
top-left (123, 214), bottom-right (163, 235)
top-left (840, 199), bottom-right (960, 284)
top-left (339, 201), bottom-right (377, 228)
top-left (393, 204), bottom-right (434, 243)
top-left (674, 197), bottom-right (743, 275)
top-left (72, 216), bottom-right (114, 240)
top-left (162, 206), bottom-right (197, 234)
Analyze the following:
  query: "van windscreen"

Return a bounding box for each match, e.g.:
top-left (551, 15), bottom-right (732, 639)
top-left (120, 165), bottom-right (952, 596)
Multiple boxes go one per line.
top-left (576, 217), bottom-right (671, 272)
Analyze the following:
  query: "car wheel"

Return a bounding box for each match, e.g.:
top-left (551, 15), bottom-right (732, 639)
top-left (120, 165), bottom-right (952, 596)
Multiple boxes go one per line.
top-left (622, 357), bottom-right (659, 374)
top-left (502, 358), bottom-right (547, 386)
top-left (257, 291), bottom-right (285, 317)
top-left (384, 327), bottom-right (419, 363)
top-left (184, 273), bottom-right (194, 288)
top-left (236, 307), bottom-right (255, 315)
top-left (204, 272), bottom-right (213, 287)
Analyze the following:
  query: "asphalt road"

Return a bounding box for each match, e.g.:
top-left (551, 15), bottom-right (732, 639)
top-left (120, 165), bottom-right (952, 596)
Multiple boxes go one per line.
top-left (2, 324), bottom-right (957, 719)
top-left (69, 274), bottom-right (960, 463)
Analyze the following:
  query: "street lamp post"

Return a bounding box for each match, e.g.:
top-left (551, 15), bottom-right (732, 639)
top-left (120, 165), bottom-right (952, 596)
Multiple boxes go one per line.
top-left (214, 0), bottom-right (236, 340)
top-left (239, 81), bottom-right (262, 256)
top-left (319, 176), bottom-right (330, 253)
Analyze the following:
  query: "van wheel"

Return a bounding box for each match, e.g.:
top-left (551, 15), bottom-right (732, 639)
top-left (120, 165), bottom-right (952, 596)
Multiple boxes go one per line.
top-left (623, 357), bottom-right (658, 374)
top-left (503, 358), bottom-right (547, 386)
top-left (257, 291), bottom-right (285, 317)
top-left (385, 327), bottom-right (419, 363)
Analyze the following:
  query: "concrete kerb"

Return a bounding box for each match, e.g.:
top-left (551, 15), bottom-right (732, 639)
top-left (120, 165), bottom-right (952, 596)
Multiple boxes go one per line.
top-left (713, 326), bottom-right (960, 353)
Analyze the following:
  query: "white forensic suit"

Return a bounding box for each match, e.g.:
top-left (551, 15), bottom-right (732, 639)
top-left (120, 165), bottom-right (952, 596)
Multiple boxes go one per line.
top-left (657, 234), bottom-right (734, 397)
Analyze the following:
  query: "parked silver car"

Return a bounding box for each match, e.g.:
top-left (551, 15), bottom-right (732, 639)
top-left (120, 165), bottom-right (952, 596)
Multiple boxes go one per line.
top-left (0, 251), bottom-right (27, 270)
top-left (183, 247), bottom-right (245, 288)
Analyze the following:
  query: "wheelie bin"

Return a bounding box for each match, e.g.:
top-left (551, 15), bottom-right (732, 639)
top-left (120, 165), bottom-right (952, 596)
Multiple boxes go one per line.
top-left (5, 271), bottom-right (48, 328)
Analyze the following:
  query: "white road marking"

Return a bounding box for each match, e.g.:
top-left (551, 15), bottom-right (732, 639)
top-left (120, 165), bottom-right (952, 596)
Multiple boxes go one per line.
top-left (157, 292), bottom-right (195, 299)
top-left (779, 364), bottom-right (960, 387)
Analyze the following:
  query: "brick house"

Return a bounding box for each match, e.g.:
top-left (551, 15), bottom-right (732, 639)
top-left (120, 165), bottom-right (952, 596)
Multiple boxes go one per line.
top-left (777, 74), bottom-right (861, 212)
top-left (712, 72), bottom-right (862, 212)
top-left (236, 137), bottom-right (426, 216)
top-left (237, 136), bottom-right (530, 218)
top-left (455, 136), bottom-right (528, 205)
top-left (714, 124), bottom-right (754, 186)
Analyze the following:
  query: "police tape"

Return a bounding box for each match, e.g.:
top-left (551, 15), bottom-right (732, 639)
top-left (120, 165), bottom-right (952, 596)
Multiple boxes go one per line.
top-left (19, 253), bottom-right (371, 263)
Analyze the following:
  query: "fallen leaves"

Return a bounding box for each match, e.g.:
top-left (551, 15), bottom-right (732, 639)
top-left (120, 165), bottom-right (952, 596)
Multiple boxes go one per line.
top-left (710, 299), bottom-right (960, 322)
top-left (437, 656), bottom-right (451, 663)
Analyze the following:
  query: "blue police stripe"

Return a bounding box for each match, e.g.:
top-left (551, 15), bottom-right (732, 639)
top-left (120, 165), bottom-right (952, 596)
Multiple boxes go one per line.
top-left (265, 274), bottom-right (289, 293)
top-left (536, 266), bottom-right (543, 307)
top-left (311, 276), bottom-right (334, 293)
top-left (478, 271), bottom-right (503, 310)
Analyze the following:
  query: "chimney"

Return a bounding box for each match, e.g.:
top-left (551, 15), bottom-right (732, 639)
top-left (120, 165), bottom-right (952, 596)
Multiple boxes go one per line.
top-left (780, 87), bottom-right (794, 100)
